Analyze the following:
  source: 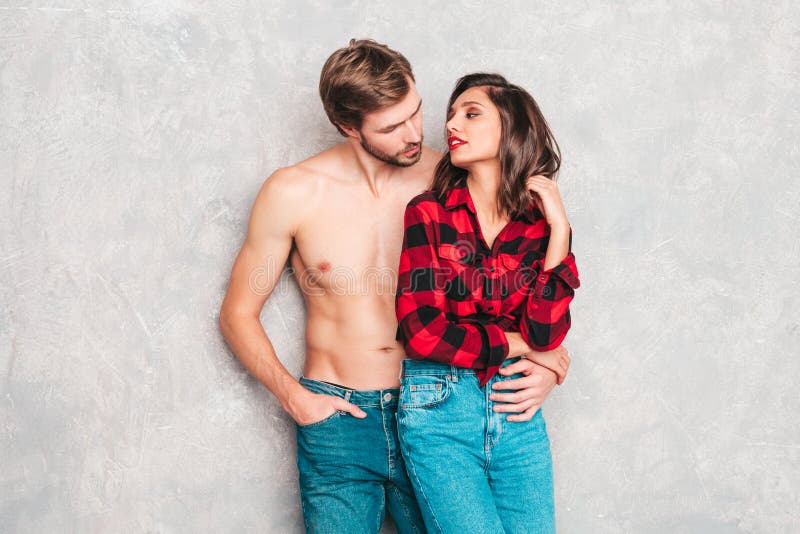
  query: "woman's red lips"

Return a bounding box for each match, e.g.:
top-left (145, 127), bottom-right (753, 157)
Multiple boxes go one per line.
top-left (448, 136), bottom-right (466, 150)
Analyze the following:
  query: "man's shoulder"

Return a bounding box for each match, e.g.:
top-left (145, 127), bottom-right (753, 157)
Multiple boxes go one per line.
top-left (261, 146), bottom-right (342, 197)
top-left (263, 165), bottom-right (309, 191)
top-left (252, 163), bottom-right (323, 229)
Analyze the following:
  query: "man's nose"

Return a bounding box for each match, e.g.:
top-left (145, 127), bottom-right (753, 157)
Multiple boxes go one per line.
top-left (404, 120), bottom-right (421, 143)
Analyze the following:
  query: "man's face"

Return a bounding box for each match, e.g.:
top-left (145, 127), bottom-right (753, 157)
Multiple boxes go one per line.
top-left (356, 81), bottom-right (424, 167)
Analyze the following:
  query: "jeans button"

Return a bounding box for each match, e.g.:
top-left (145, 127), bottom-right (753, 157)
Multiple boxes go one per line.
top-left (383, 392), bottom-right (393, 401)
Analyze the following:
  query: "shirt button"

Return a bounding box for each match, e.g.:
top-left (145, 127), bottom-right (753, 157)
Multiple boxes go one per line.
top-left (383, 393), bottom-right (393, 401)
top-left (487, 306), bottom-right (494, 311)
top-left (540, 275), bottom-right (546, 281)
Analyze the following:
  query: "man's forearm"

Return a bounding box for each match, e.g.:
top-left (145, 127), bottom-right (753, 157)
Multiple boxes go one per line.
top-left (219, 312), bottom-right (302, 411)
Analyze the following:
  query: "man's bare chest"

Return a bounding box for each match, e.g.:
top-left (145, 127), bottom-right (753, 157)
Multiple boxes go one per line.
top-left (290, 200), bottom-right (407, 294)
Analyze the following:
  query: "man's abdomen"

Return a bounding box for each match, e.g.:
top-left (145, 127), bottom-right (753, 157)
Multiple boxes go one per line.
top-left (302, 297), bottom-right (406, 390)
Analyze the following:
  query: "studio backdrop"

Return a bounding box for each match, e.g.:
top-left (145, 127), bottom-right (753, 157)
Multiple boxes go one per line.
top-left (2, 1), bottom-right (798, 532)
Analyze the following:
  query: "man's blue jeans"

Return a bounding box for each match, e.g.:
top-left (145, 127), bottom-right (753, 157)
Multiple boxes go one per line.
top-left (396, 357), bottom-right (555, 534)
top-left (295, 376), bottom-right (426, 534)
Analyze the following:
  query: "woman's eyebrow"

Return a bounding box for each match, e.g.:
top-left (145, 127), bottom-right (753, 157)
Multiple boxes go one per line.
top-left (448, 100), bottom-right (487, 113)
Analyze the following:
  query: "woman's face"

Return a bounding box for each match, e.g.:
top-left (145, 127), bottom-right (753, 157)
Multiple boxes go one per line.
top-left (445, 86), bottom-right (502, 169)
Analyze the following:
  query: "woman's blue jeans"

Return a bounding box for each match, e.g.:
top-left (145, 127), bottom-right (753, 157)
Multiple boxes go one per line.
top-left (396, 357), bottom-right (555, 534)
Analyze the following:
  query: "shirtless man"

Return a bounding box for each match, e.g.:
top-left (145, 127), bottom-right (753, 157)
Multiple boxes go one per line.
top-left (218, 39), bottom-right (570, 533)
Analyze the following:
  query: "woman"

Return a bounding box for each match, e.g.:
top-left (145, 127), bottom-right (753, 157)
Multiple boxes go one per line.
top-left (395, 73), bottom-right (580, 533)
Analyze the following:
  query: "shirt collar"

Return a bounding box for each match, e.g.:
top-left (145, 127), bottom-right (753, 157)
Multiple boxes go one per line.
top-left (443, 182), bottom-right (539, 223)
top-left (443, 183), bottom-right (476, 214)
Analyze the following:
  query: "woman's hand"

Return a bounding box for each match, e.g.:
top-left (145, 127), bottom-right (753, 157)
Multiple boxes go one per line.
top-left (526, 174), bottom-right (569, 230)
top-left (504, 333), bottom-right (570, 385)
top-left (505, 332), bottom-right (533, 358)
top-left (522, 345), bottom-right (570, 385)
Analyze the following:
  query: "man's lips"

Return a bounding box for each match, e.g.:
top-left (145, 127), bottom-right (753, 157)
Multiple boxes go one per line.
top-left (403, 144), bottom-right (420, 156)
top-left (448, 136), bottom-right (466, 150)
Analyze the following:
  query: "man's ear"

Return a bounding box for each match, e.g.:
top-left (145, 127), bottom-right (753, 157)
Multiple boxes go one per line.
top-left (338, 123), bottom-right (361, 140)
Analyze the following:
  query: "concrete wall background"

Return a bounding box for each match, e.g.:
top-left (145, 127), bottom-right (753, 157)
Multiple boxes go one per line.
top-left (2, 1), bottom-right (798, 532)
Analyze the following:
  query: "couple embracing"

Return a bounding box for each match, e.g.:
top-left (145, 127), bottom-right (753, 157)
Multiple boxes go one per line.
top-left (219, 38), bottom-right (580, 534)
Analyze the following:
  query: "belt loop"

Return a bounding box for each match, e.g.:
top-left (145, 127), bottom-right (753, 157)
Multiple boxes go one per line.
top-left (450, 364), bottom-right (459, 382)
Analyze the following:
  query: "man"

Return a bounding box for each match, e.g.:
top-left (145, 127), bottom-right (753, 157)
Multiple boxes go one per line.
top-left (218, 39), bottom-right (570, 533)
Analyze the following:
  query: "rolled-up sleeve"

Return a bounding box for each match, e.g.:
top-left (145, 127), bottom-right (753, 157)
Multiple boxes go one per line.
top-left (520, 225), bottom-right (580, 351)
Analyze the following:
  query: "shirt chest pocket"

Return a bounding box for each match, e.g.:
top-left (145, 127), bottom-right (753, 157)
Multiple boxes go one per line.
top-left (436, 243), bottom-right (472, 276)
top-left (496, 250), bottom-right (538, 291)
top-left (436, 243), bottom-right (483, 303)
top-left (498, 252), bottom-right (525, 270)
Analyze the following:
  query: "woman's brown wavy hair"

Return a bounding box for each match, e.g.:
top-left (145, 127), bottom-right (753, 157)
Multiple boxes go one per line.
top-left (431, 73), bottom-right (561, 219)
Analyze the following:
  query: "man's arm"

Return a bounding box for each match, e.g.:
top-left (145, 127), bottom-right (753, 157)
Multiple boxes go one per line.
top-left (218, 169), bottom-right (365, 425)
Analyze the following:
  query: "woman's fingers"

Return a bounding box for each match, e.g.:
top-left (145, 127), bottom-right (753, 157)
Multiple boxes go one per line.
top-left (525, 174), bottom-right (569, 227)
top-left (525, 174), bottom-right (550, 188)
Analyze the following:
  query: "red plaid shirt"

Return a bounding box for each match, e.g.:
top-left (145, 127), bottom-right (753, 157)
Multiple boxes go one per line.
top-left (395, 182), bottom-right (580, 387)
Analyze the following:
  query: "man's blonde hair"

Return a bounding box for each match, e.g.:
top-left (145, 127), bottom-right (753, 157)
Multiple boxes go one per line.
top-left (319, 38), bottom-right (415, 136)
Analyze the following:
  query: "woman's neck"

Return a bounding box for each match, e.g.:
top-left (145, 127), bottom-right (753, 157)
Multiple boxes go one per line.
top-left (466, 161), bottom-right (505, 223)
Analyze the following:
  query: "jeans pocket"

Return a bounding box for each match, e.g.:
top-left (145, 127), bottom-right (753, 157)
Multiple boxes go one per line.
top-left (400, 375), bottom-right (450, 409)
top-left (296, 409), bottom-right (344, 430)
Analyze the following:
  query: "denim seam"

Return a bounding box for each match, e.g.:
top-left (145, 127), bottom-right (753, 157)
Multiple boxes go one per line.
top-left (387, 483), bottom-right (423, 534)
top-left (382, 404), bottom-right (394, 477)
top-left (483, 382), bottom-right (492, 473)
top-left (397, 430), bottom-right (445, 534)
top-left (375, 487), bottom-right (386, 533)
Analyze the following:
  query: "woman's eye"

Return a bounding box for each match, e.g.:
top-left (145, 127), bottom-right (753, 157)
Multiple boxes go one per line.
top-left (466, 113), bottom-right (479, 119)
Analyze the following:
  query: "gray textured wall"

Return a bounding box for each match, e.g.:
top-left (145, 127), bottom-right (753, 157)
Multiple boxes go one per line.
top-left (2, 1), bottom-right (798, 532)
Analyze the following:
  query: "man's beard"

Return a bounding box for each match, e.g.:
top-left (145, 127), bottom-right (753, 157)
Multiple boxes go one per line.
top-left (359, 133), bottom-right (424, 168)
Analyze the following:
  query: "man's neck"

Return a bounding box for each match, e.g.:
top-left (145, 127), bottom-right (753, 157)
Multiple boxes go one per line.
top-left (345, 139), bottom-right (399, 198)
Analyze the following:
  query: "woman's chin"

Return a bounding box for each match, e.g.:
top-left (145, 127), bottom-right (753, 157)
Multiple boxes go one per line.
top-left (449, 155), bottom-right (472, 170)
